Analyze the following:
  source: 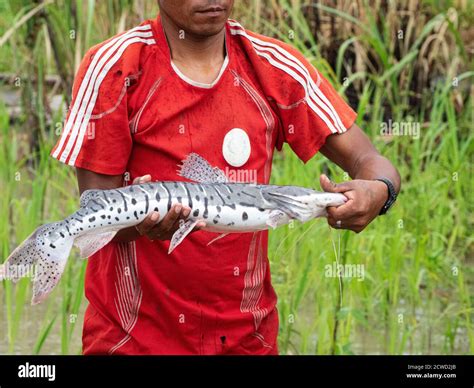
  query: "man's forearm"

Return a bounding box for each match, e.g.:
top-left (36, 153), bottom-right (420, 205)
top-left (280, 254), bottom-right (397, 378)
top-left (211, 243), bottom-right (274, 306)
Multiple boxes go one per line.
top-left (350, 154), bottom-right (401, 194)
top-left (320, 125), bottom-right (401, 195)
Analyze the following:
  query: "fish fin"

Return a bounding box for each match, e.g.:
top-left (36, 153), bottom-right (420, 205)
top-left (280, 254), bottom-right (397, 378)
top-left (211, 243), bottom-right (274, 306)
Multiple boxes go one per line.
top-left (32, 223), bottom-right (75, 305)
top-left (177, 153), bottom-right (228, 183)
top-left (79, 189), bottom-right (101, 207)
top-left (261, 191), bottom-right (306, 221)
top-left (32, 249), bottom-right (71, 305)
top-left (168, 219), bottom-right (200, 254)
top-left (74, 230), bottom-right (118, 258)
top-left (207, 233), bottom-right (229, 246)
top-left (0, 222), bottom-right (75, 305)
top-left (0, 227), bottom-right (44, 283)
top-left (266, 210), bottom-right (288, 229)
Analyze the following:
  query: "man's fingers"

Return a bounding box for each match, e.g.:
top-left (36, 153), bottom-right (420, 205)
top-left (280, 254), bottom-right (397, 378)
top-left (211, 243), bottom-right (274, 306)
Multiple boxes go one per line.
top-left (327, 215), bottom-right (337, 228)
top-left (328, 214), bottom-right (360, 232)
top-left (170, 206), bottom-right (193, 230)
top-left (159, 204), bottom-right (183, 230)
top-left (328, 210), bottom-right (368, 231)
top-left (320, 174), bottom-right (353, 193)
top-left (138, 205), bottom-right (204, 241)
top-left (159, 204), bottom-right (194, 233)
top-left (327, 199), bottom-right (358, 220)
top-left (182, 207), bottom-right (191, 218)
top-left (136, 211), bottom-right (160, 235)
top-left (319, 174), bottom-right (334, 192)
top-left (132, 174), bottom-right (152, 185)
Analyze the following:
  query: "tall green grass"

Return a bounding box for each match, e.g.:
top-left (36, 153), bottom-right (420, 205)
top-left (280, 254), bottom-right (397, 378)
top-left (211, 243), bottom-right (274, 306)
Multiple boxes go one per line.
top-left (0, 0), bottom-right (472, 354)
top-left (0, 100), bottom-right (86, 354)
top-left (269, 82), bottom-right (473, 354)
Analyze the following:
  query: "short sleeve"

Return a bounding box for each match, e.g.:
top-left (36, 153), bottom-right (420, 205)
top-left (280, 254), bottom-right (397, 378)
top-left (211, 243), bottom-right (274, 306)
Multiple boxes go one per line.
top-left (273, 44), bottom-right (357, 163)
top-left (50, 47), bottom-right (132, 175)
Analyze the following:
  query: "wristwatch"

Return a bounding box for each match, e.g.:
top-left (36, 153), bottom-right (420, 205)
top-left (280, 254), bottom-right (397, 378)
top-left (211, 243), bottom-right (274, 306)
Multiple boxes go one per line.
top-left (374, 177), bottom-right (398, 215)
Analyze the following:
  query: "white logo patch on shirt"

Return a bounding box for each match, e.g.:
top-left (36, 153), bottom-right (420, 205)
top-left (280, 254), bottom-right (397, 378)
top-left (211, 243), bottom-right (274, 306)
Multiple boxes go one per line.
top-left (222, 128), bottom-right (251, 167)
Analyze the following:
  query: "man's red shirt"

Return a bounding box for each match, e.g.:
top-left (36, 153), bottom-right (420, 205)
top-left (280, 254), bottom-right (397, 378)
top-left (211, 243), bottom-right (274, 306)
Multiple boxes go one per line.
top-left (51, 15), bottom-right (356, 354)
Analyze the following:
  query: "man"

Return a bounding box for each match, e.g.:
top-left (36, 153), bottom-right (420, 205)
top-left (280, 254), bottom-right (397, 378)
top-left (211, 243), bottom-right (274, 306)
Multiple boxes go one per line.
top-left (51, 0), bottom-right (400, 355)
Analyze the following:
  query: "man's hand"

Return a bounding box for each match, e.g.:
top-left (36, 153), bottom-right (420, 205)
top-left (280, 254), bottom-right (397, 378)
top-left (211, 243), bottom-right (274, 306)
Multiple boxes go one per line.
top-left (320, 174), bottom-right (388, 233)
top-left (132, 174), bottom-right (206, 241)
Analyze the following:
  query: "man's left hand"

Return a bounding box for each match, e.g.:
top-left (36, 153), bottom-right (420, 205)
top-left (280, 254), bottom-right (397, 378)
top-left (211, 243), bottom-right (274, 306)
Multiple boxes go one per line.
top-left (320, 174), bottom-right (388, 233)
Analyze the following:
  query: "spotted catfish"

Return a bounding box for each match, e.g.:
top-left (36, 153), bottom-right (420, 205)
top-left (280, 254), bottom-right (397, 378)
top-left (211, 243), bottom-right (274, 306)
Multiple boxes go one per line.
top-left (0, 153), bottom-right (347, 304)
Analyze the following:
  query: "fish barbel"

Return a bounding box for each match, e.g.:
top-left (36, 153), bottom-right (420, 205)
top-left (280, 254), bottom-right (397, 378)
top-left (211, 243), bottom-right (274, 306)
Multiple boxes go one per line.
top-left (0, 153), bottom-right (346, 304)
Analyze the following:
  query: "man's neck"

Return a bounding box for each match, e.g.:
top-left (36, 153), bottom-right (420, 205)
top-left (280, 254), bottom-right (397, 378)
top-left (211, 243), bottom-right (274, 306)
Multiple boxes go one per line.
top-left (160, 13), bottom-right (226, 65)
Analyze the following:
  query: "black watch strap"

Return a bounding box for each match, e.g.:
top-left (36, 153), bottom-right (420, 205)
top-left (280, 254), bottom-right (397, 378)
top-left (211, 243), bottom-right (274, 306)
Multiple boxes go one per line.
top-left (375, 177), bottom-right (398, 215)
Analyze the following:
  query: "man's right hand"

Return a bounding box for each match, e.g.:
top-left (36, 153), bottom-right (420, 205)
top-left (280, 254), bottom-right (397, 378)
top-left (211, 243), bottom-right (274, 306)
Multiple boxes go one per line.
top-left (132, 174), bottom-right (206, 241)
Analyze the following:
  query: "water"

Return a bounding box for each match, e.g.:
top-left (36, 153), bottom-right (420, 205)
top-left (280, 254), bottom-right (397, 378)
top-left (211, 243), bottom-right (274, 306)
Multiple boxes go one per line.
top-left (0, 292), bottom-right (86, 355)
top-left (1, 271), bottom-right (470, 354)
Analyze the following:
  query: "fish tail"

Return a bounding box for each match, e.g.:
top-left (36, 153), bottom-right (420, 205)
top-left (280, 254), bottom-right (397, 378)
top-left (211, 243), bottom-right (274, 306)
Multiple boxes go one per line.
top-left (0, 222), bottom-right (74, 305)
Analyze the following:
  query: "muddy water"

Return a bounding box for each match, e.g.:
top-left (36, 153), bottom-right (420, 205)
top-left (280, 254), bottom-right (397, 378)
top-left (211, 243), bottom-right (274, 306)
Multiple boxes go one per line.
top-left (1, 294), bottom-right (470, 354)
top-left (291, 294), bottom-right (471, 355)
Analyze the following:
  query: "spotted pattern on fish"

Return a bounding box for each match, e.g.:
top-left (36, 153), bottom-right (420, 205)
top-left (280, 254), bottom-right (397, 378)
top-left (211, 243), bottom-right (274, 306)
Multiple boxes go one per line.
top-left (161, 182), bottom-right (172, 212)
top-left (1, 175), bottom-right (346, 306)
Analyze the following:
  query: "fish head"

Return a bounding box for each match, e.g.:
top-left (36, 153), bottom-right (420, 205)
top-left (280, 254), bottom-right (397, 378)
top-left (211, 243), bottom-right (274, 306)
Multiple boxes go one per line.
top-left (262, 186), bottom-right (347, 222)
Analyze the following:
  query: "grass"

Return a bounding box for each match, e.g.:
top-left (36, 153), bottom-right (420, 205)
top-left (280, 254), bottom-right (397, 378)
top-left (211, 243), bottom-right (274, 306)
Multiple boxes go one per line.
top-left (0, 0), bottom-right (472, 354)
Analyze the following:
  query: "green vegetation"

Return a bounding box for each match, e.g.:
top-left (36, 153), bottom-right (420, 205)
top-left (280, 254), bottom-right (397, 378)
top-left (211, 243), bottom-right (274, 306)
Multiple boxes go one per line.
top-left (0, 0), bottom-right (472, 354)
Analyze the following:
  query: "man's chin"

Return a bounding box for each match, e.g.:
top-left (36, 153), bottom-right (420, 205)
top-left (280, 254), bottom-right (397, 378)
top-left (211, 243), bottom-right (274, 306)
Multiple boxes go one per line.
top-left (188, 17), bottom-right (228, 37)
